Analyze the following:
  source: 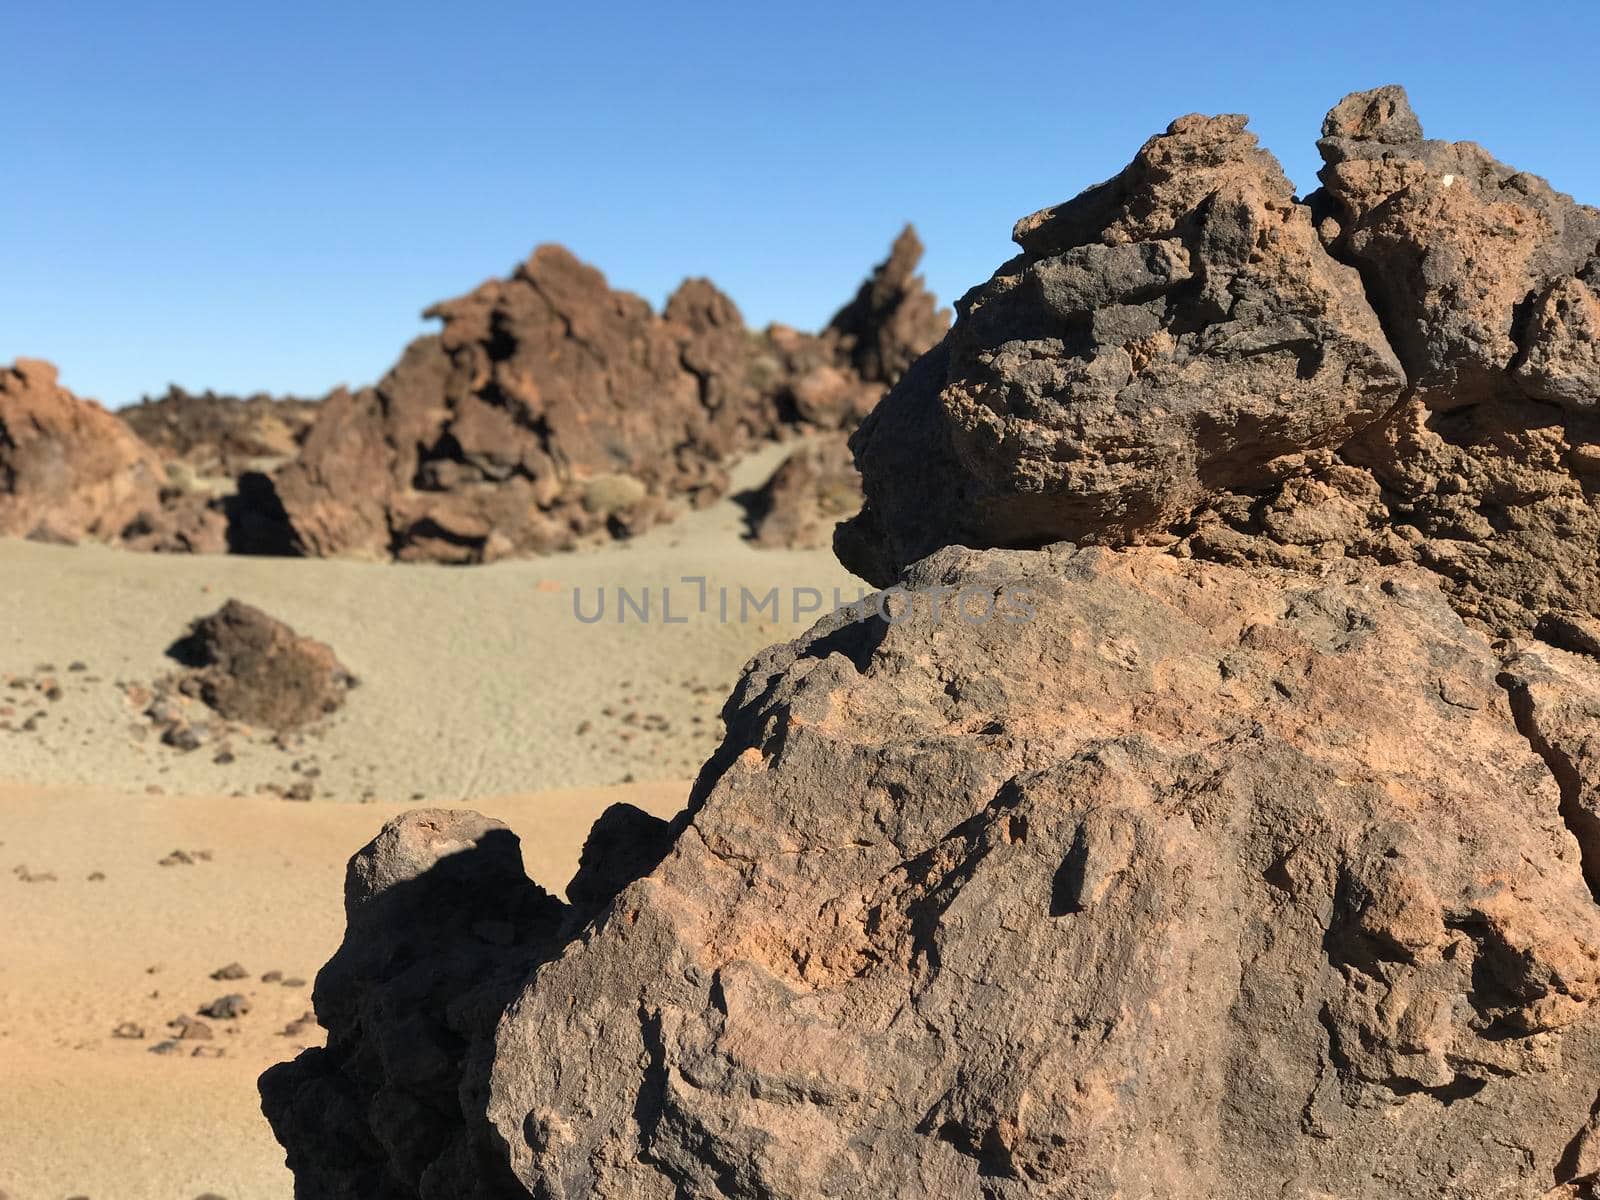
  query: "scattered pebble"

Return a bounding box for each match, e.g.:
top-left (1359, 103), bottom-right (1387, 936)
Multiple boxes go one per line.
top-left (112, 1022), bottom-right (145, 1039)
top-left (199, 994), bottom-right (251, 1020)
top-left (210, 962), bottom-right (249, 981)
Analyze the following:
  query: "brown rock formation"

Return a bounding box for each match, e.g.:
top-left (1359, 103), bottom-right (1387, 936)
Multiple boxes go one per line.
top-left (271, 231), bottom-right (945, 564)
top-left (743, 433), bottom-right (862, 550)
top-left (823, 224), bottom-right (951, 387)
top-left (263, 88), bottom-right (1600, 1199)
top-left (839, 88), bottom-right (1600, 637)
top-left (262, 545), bottom-right (1600, 1198)
top-left (120, 385), bottom-right (319, 477)
top-left (0, 358), bottom-right (166, 544)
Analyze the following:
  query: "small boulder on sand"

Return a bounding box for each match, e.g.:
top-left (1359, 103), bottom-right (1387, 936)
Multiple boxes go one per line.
top-left (168, 600), bottom-right (356, 731)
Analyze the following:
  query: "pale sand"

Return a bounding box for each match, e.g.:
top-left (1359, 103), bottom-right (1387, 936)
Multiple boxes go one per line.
top-left (0, 779), bottom-right (687, 1200)
top-left (0, 447), bottom-right (866, 1198)
top-left (0, 443), bottom-right (864, 801)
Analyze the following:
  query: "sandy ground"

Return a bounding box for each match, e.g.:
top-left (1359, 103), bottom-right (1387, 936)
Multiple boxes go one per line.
top-left (0, 779), bottom-right (685, 1200)
top-left (0, 448), bottom-right (868, 1199)
top-left (0, 444), bottom-right (864, 801)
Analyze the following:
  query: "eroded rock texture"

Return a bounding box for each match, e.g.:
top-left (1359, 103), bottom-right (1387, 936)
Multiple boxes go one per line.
top-left (271, 231), bottom-right (945, 564)
top-left (840, 88), bottom-right (1600, 637)
top-left (263, 88), bottom-right (1600, 1200)
top-left (0, 358), bottom-right (167, 544)
top-left (264, 546), bottom-right (1600, 1198)
top-left (260, 809), bottom-right (566, 1199)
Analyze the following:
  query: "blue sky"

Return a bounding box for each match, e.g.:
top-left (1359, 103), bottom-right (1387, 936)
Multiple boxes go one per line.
top-left (5, 0), bottom-right (1598, 408)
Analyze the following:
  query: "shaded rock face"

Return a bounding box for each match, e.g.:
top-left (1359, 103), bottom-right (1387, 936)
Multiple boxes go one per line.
top-left (271, 231), bottom-right (946, 564)
top-left (839, 88), bottom-right (1600, 637)
top-left (742, 433), bottom-right (862, 550)
top-left (0, 359), bottom-right (166, 544)
top-left (120, 386), bottom-right (319, 477)
top-left (263, 546), bottom-right (1600, 1197)
top-left (170, 600), bottom-right (356, 730)
top-left (260, 809), bottom-right (566, 1200)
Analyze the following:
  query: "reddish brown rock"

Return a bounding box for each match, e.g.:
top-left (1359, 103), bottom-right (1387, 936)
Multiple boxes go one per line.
top-left (171, 600), bottom-right (356, 731)
top-left (822, 224), bottom-right (950, 387)
top-left (261, 545), bottom-right (1600, 1198)
top-left (838, 110), bottom-right (1406, 585)
top-left (271, 231), bottom-right (944, 564)
top-left (744, 433), bottom-right (862, 550)
top-left (840, 88), bottom-right (1600, 638)
top-left (0, 359), bottom-right (166, 544)
top-left (120, 385), bottom-right (319, 477)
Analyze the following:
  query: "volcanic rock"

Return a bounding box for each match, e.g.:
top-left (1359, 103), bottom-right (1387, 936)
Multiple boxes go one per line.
top-left (169, 600), bottom-right (355, 731)
top-left (269, 231), bottom-right (944, 564)
top-left (822, 224), bottom-right (951, 388)
top-left (120, 386), bottom-right (319, 476)
top-left (260, 809), bottom-right (566, 1198)
top-left (840, 88), bottom-right (1600, 637)
top-left (743, 433), bottom-right (863, 550)
top-left (0, 359), bottom-right (166, 544)
top-left (261, 544), bottom-right (1600, 1197)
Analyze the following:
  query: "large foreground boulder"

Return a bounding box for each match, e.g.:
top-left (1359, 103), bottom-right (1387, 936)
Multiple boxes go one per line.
top-left (839, 88), bottom-right (1600, 637)
top-left (261, 88), bottom-right (1600, 1199)
top-left (263, 546), bottom-right (1600, 1197)
top-left (0, 358), bottom-right (166, 543)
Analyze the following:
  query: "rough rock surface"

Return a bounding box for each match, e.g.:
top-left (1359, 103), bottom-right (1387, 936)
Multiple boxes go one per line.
top-left (743, 433), bottom-right (862, 550)
top-left (262, 88), bottom-right (1600, 1200)
top-left (838, 109), bottom-right (1407, 583)
top-left (170, 599), bottom-right (356, 730)
top-left (260, 809), bottom-right (566, 1199)
top-left (263, 546), bottom-right (1600, 1197)
top-left (840, 88), bottom-right (1600, 637)
top-left (120, 385), bottom-right (320, 477)
top-left (0, 358), bottom-right (166, 544)
top-left (270, 232), bottom-right (945, 564)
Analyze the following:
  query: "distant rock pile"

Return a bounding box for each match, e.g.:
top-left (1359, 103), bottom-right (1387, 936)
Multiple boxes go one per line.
top-left (3, 228), bottom-right (944, 564)
top-left (262, 88), bottom-right (1600, 1199)
top-left (120, 385), bottom-right (318, 477)
top-left (840, 86), bottom-right (1600, 636)
top-left (267, 227), bottom-right (943, 563)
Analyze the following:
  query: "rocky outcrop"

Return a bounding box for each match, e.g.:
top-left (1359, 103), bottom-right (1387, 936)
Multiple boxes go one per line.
top-left (271, 232), bottom-right (946, 564)
top-left (822, 224), bottom-right (951, 388)
top-left (120, 385), bottom-right (319, 478)
top-left (743, 434), bottom-right (862, 550)
top-left (838, 109), bottom-right (1407, 584)
top-left (0, 358), bottom-right (166, 544)
top-left (262, 88), bottom-right (1600, 1199)
top-left (260, 809), bottom-right (565, 1199)
top-left (839, 88), bottom-right (1600, 637)
top-left (263, 545), bottom-right (1600, 1198)
top-left (169, 600), bottom-right (356, 730)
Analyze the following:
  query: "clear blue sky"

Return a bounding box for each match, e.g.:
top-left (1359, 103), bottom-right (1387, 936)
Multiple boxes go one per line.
top-left (5, 0), bottom-right (1598, 408)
